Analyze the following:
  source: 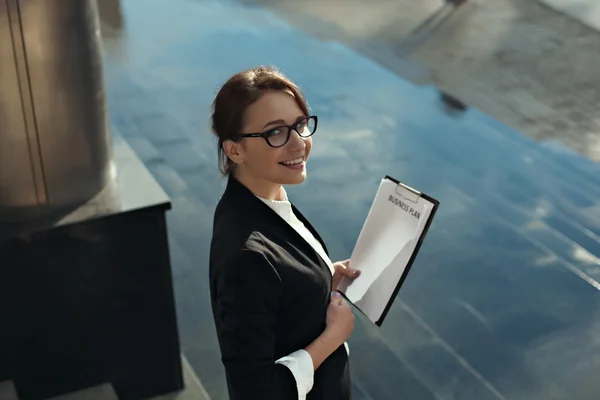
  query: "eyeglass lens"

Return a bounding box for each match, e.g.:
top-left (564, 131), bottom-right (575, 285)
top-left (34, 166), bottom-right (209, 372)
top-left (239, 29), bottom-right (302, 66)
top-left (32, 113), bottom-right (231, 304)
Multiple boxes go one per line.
top-left (267, 117), bottom-right (316, 147)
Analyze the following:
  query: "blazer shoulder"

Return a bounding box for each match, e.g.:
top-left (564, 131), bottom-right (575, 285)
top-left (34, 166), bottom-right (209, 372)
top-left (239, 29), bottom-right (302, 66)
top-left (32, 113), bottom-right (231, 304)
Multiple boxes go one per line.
top-left (231, 230), bottom-right (273, 258)
top-left (211, 231), bottom-right (278, 274)
top-left (211, 233), bottom-right (284, 296)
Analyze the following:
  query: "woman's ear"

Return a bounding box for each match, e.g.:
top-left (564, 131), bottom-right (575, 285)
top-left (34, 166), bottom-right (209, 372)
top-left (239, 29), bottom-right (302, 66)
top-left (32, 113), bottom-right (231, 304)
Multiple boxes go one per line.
top-left (222, 140), bottom-right (245, 165)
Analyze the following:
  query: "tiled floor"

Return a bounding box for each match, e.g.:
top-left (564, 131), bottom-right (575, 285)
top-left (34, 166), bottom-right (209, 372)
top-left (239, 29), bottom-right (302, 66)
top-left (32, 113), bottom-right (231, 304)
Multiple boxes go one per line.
top-left (99, 1), bottom-right (600, 399)
top-left (241, 0), bottom-right (600, 163)
top-left (0, 381), bottom-right (18, 400)
top-left (0, 356), bottom-right (209, 400)
top-left (539, 0), bottom-right (600, 31)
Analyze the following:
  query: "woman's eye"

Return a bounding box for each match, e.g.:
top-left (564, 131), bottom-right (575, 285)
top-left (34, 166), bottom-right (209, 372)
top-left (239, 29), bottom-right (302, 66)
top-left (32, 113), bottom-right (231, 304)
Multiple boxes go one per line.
top-left (266, 128), bottom-right (283, 137)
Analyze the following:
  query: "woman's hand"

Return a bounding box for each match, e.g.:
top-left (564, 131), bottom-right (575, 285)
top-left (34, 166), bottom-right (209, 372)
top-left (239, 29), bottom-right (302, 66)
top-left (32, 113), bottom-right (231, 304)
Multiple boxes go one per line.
top-left (324, 292), bottom-right (355, 346)
top-left (332, 259), bottom-right (361, 291)
top-left (306, 262), bottom-right (360, 370)
top-left (305, 292), bottom-right (355, 370)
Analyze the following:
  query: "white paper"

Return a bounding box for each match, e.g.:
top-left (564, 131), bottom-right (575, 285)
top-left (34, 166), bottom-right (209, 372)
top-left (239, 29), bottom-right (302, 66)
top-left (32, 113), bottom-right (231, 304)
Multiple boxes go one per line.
top-left (338, 178), bottom-right (434, 324)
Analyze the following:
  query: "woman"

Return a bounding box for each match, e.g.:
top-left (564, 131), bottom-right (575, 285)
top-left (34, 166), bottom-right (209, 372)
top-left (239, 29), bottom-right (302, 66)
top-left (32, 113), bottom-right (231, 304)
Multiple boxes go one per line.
top-left (209, 66), bottom-right (360, 400)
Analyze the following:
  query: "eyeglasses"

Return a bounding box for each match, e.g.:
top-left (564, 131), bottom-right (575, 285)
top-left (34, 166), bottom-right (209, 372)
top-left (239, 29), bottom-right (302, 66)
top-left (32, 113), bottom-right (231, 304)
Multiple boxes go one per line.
top-left (238, 115), bottom-right (318, 148)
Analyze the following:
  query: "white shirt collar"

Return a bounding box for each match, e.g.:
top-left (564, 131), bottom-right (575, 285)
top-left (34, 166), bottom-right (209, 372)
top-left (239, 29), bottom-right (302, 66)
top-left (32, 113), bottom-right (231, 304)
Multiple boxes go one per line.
top-left (256, 188), bottom-right (337, 277)
top-left (256, 188), bottom-right (293, 222)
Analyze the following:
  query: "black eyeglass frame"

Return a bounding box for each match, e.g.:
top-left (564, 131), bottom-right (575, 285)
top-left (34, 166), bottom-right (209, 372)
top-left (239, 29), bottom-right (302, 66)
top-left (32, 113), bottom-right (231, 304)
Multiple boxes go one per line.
top-left (237, 115), bottom-right (318, 148)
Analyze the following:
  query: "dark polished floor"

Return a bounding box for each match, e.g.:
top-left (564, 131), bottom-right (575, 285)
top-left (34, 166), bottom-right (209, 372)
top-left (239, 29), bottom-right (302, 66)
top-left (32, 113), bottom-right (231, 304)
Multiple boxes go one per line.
top-left (99, 1), bottom-right (600, 399)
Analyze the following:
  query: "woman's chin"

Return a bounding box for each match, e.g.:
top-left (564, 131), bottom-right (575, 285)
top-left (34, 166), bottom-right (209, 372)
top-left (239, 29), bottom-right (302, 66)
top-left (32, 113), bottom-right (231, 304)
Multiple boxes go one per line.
top-left (278, 171), bottom-right (307, 185)
top-left (276, 162), bottom-right (307, 184)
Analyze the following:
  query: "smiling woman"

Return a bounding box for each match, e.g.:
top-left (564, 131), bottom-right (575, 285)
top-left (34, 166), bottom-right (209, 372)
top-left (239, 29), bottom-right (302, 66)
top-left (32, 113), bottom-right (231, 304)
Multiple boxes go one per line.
top-left (211, 67), bottom-right (316, 197)
top-left (208, 66), bottom-right (360, 400)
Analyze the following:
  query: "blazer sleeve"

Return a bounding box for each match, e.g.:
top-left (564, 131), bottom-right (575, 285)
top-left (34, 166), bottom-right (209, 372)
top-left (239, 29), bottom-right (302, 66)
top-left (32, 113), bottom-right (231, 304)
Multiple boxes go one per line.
top-left (214, 248), bottom-right (306, 400)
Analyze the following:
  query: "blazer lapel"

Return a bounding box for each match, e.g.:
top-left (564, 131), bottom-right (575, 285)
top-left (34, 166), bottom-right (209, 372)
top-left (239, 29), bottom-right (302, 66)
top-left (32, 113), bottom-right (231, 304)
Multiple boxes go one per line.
top-left (290, 204), bottom-right (329, 256)
top-left (224, 177), bottom-right (331, 273)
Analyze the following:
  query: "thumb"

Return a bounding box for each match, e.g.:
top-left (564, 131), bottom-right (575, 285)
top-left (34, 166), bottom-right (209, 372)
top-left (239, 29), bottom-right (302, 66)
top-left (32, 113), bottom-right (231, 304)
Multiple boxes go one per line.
top-left (330, 291), bottom-right (342, 305)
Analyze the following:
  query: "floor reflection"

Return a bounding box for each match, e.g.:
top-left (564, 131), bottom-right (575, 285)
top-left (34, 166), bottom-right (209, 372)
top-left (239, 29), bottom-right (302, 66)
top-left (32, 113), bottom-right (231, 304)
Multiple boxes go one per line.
top-left (438, 91), bottom-right (468, 116)
top-left (99, 1), bottom-right (600, 399)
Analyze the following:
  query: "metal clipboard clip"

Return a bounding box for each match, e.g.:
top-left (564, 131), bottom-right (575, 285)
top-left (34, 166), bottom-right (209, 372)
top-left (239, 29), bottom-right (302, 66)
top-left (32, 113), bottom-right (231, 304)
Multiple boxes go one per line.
top-left (395, 182), bottom-right (421, 204)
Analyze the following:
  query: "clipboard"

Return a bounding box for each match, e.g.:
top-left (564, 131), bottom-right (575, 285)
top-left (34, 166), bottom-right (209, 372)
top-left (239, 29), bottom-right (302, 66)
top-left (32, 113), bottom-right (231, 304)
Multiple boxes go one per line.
top-left (338, 175), bottom-right (440, 327)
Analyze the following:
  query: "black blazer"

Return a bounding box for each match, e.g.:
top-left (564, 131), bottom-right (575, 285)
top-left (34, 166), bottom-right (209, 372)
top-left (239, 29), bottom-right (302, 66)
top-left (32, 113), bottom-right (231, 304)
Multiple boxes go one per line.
top-left (209, 176), bottom-right (353, 400)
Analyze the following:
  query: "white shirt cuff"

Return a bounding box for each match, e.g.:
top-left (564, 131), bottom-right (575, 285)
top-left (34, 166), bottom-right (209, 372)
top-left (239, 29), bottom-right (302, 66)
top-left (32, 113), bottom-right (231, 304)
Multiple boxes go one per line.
top-left (275, 349), bottom-right (314, 399)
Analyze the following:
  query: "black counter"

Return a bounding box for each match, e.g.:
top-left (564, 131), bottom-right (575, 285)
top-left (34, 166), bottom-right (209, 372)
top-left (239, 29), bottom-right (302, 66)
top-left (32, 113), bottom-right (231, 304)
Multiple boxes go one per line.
top-left (0, 135), bottom-right (183, 400)
top-left (0, 134), bottom-right (171, 240)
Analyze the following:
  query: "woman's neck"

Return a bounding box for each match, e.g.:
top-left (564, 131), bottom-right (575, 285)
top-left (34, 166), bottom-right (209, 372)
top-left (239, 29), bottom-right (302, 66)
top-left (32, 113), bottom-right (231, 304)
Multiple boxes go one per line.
top-left (233, 170), bottom-right (285, 201)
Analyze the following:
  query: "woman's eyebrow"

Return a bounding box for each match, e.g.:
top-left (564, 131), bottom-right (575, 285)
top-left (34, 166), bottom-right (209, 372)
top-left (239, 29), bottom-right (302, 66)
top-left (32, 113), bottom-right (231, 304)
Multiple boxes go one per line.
top-left (262, 119), bottom-right (286, 129)
top-left (262, 115), bottom-right (306, 129)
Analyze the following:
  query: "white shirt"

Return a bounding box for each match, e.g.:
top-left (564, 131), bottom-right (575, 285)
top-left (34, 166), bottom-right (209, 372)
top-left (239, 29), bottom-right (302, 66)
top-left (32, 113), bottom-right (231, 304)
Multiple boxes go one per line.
top-left (257, 191), bottom-right (349, 400)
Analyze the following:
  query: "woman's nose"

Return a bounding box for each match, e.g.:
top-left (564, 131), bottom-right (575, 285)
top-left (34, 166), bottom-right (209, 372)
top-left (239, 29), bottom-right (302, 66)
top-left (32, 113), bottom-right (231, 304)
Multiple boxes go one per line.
top-left (287, 129), bottom-right (306, 150)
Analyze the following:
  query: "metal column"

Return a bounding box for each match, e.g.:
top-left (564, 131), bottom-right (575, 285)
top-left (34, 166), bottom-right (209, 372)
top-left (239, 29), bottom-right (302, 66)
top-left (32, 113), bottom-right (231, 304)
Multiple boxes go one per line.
top-left (0, 0), bottom-right (112, 222)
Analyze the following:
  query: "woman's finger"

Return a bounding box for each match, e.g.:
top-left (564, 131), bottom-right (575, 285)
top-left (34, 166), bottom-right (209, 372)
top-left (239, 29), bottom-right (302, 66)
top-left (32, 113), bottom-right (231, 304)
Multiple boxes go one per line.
top-left (331, 291), bottom-right (342, 305)
top-left (346, 268), bottom-right (360, 278)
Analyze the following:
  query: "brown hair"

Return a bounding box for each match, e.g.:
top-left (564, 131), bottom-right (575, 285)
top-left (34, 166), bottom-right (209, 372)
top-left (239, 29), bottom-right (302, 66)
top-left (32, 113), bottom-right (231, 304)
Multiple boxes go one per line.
top-left (210, 66), bottom-right (309, 175)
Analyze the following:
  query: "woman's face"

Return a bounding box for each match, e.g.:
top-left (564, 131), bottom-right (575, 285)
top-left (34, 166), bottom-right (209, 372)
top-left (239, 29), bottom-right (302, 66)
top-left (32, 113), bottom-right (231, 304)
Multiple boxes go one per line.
top-left (229, 90), bottom-right (312, 189)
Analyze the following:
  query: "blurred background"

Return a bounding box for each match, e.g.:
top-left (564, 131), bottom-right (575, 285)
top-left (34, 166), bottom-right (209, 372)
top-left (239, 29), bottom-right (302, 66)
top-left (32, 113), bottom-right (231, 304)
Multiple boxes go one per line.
top-left (97, 0), bottom-right (600, 398)
top-left (2, 0), bottom-right (600, 399)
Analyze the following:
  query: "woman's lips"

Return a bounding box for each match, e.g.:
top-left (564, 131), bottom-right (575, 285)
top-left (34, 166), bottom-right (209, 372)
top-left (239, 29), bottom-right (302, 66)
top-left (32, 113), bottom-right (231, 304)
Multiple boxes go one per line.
top-left (279, 159), bottom-right (305, 170)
